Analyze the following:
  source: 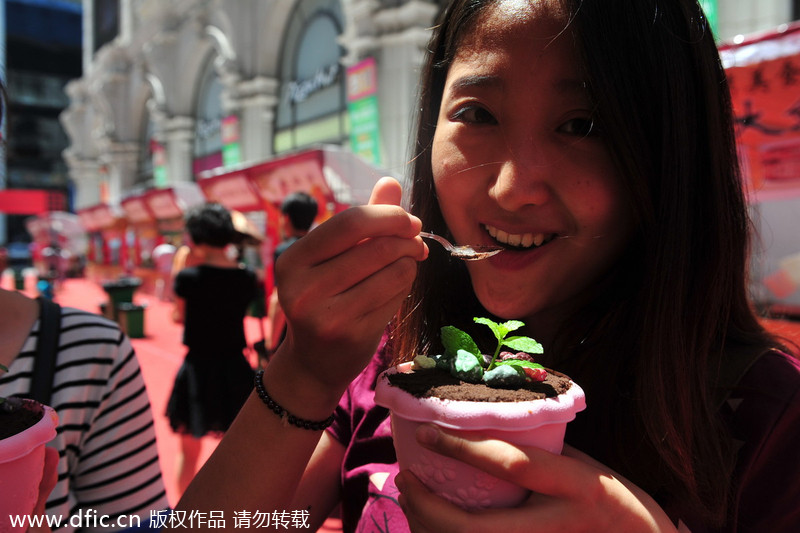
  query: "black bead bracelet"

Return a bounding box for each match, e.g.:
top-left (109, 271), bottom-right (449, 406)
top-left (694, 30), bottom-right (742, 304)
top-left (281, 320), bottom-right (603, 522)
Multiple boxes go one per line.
top-left (254, 370), bottom-right (335, 431)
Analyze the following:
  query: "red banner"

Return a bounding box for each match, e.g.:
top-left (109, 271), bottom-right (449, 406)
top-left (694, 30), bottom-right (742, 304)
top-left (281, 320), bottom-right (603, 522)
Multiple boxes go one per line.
top-left (0, 189), bottom-right (66, 215)
top-left (721, 22), bottom-right (800, 200)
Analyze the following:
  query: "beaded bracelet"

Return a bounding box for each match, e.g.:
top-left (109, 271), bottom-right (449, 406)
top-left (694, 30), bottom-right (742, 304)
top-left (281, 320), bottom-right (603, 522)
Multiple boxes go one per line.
top-left (254, 370), bottom-right (335, 431)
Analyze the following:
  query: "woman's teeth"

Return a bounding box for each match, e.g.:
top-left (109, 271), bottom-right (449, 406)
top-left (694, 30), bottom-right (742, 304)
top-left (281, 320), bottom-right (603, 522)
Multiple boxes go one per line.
top-left (485, 225), bottom-right (553, 249)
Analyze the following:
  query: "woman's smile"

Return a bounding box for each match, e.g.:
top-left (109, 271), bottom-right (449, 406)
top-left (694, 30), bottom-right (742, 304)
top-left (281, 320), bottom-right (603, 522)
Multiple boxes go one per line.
top-left (431, 3), bottom-right (634, 327)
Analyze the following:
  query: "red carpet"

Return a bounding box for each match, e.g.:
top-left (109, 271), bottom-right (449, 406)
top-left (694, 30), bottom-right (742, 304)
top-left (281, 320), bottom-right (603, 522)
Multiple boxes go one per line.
top-left (3, 272), bottom-right (343, 532)
top-left (7, 272), bottom-right (799, 532)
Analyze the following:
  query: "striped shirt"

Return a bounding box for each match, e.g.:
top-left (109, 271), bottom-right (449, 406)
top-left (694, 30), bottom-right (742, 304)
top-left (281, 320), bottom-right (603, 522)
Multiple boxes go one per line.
top-left (0, 307), bottom-right (168, 532)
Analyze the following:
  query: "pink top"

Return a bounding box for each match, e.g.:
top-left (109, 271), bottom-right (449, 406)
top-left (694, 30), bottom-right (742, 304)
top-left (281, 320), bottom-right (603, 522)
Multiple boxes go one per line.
top-left (328, 340), bottom-right (800, 533)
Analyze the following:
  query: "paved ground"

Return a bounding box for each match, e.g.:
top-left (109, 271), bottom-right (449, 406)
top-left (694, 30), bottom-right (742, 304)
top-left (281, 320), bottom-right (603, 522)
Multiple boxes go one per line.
top-left (2, 271), bottom-right (343, 533)
top-left (6, 270), bottom-right (800, 532)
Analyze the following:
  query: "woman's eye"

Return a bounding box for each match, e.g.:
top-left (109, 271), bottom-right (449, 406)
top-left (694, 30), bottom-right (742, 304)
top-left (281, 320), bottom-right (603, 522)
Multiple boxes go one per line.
top-left (451, 105), bottom-right (497, 125)
top-left (559, 117), bottom-right (600, 137)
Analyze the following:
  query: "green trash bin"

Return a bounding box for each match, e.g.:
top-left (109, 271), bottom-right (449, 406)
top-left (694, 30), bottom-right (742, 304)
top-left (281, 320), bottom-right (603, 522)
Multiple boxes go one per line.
top-left (13, 269), bottom-right (25, 291)
top-left (117, 302), bottom-right (146, 338)
top-left (102, 277), bottom-right (142, 321)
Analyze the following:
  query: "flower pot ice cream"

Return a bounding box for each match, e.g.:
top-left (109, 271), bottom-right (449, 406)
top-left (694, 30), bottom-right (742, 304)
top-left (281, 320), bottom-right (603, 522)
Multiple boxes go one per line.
top-left (374, 318), bottom-right (586, 509)
top-left (0, 398), bottom-right (59, 533)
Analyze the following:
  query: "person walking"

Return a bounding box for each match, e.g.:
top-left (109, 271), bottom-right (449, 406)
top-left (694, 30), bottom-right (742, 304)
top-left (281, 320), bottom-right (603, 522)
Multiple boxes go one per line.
top-left (266, 192), bottom-right (318, 354)
top-left (166, 203), bottom-right (258, 495)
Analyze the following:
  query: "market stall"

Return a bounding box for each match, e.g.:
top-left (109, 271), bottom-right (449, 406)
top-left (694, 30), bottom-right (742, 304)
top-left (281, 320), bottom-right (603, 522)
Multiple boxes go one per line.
top-left (77, 203), bottom-right (127, 282)
top-left (137, 183), bottom-right (205, 295)
top-left (197, 145), bottom-right (387, 296)
top-left (120, 194), bottom-right (162, 294)
top-left (24, 211), bottom-right (88, 279)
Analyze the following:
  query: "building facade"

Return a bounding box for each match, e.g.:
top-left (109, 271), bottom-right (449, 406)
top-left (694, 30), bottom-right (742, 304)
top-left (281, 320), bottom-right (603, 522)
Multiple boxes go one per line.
top-left (1, 0), bottom-right (82, 248)
top-left (59, 0), bottom-right (800, 306)
top-left (62, 0), bottom-right (800, 212)
top-left (62, 0), bottom-right (443, 212)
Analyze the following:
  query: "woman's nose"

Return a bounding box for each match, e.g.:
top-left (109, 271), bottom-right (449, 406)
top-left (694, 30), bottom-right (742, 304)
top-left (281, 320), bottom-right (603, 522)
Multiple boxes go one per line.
top-left (489, 146), bottom-right (553, 211)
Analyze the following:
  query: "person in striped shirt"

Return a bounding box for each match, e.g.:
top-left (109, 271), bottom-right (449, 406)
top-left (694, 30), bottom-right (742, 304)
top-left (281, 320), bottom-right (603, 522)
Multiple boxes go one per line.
top-left (0, 287), bottom-right (169, 531)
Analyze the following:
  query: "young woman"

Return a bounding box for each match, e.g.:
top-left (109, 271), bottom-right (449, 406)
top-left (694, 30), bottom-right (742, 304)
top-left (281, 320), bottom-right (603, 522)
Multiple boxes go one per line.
top-left (171, 1), bottom-right (800, 531)
top-left (167, 203), bottom-right (258, 494)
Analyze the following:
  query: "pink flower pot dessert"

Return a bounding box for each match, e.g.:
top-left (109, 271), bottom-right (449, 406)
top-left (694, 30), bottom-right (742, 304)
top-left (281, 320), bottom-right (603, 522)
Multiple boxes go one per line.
top-left (0, 399), bottom-right (59, 533)
top-left (374, 362), bottom-right (586, 509)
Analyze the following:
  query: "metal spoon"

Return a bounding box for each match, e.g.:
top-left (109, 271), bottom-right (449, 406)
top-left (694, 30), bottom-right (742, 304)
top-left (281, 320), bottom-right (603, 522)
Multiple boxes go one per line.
top-left (419, 232), bottom-right (503, 261)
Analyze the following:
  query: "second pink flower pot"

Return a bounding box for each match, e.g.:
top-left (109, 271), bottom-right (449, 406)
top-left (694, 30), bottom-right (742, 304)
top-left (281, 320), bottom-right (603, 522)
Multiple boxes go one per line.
top-left (0, 399), bottom-right (59, 533)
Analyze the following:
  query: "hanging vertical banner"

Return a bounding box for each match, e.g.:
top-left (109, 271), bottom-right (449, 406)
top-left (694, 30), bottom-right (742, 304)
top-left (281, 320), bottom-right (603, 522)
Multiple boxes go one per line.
top-left (151, 140), bottom-right (168, 188)
top-left (347, 57), bottom-right (381, 165)
top-left (698, 0), bottom-right (718, 38)
top-left (99, 165), bottom-right (110, 203)
top-left (221, 114), bottom-right (242, 167)
top-left (720, 23), bottom-right (800, 200)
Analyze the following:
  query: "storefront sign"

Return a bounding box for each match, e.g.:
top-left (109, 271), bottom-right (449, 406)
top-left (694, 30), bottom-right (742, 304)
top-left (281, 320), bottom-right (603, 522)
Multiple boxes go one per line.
top-left (0, 189), bottom-right (64, 215)
top-left (721, 23), bottom-right (800, 199)
top-left (200, 173), bottom-right (261, 211)
top-left (196, 116), bottom-right (222, 143)
top-left (145, 190), bottom-right (182, 220)
top-left (221, 115), bottom-right (242, 167)
top-left (347, 57), bottom-right (381, 165)
top-left (77, 204), bottom-right (116, 232)
top-left (152, 141), bottom-right (168, 188)
top-left (288, 63), bottom-right (341, 104)
top-left (251, 157), bottom-right (332, 206)
top-left (121, 197), bottom-right (154, 224)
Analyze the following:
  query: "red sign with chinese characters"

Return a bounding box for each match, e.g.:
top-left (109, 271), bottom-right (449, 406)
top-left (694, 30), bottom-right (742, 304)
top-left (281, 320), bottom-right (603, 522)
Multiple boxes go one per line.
top-left (721, 22), bottom-right (800, 199)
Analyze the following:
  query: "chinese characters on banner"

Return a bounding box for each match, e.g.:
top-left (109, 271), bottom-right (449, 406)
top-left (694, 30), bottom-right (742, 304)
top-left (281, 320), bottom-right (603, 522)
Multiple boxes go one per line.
top-left (721, 23), bottom-right (800, 201)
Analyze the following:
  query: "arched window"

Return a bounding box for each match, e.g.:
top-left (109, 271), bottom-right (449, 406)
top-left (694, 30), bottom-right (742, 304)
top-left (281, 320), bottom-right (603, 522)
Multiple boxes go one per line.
top-left (137, 111), bottom-right (154, 186)
top-left (274, 0), bottom-right (347, 153)
top-left (193, 56), bottom-right (225, 175)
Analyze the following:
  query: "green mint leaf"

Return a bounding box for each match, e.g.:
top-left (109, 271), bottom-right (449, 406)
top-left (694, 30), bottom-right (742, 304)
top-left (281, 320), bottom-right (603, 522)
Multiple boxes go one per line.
top-left (451, 349), bottom-right (484, 383)
top-left (474, 317), bottom-right (502, 341)
top-left (502, 336), bottom-right (544, 354)
top-left (474, 317), bottom-right (525, 341)
top-left (441, 326), bottom-right (480, 358)
top-left (499, 320), bottom-right (525, 333)
top-left (483, 365), bottom-right (528, 388)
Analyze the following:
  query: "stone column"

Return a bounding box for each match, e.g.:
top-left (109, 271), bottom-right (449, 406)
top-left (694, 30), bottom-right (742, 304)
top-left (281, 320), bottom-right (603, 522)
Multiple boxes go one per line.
top-left (229, 76), bottom-right (280, 163)
top-left (64, 156), bottom-right (105, 209)
top-left (98, 141), bottom-right (141, 200)
top-left (346, 0), bottom-right (438, 178)
top-left (160, 115), bottom-right (195, 184)
top-left (377, 1), bottom-right (437, 178)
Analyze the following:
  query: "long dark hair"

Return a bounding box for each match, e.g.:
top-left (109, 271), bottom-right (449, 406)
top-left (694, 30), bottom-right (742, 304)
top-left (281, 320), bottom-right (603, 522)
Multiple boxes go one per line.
top-left (392, 0), bottom-right (783, 525)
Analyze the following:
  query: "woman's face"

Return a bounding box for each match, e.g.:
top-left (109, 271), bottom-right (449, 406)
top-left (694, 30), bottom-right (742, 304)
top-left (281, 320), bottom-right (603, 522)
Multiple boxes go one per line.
top-left (432, 1), bottom-right (634, 337)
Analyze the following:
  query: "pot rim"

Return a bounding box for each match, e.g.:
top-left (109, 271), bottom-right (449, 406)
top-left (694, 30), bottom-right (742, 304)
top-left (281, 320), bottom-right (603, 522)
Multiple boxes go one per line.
top-left (374, 362), bottom-right (586, 431)
top-left (0, 400), bottom-right (58, 463)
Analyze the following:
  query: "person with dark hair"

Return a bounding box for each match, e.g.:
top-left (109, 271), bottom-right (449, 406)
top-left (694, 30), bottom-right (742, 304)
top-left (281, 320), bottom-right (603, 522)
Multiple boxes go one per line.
top-left (266, 192), bottom-right (318, 354)
top-left (279, 192), bottom-right (319, 239)
top-left (171, 1), bottom-right (800, 532)
top-left (184, 202), bottom-right (235, 248)
top-left (166, 202), bottom-right (258, 495)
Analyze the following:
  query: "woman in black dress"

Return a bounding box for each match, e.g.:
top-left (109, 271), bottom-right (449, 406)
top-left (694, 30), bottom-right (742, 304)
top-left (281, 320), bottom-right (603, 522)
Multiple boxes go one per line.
top-left (167, 202), bottom-right (257, 494)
